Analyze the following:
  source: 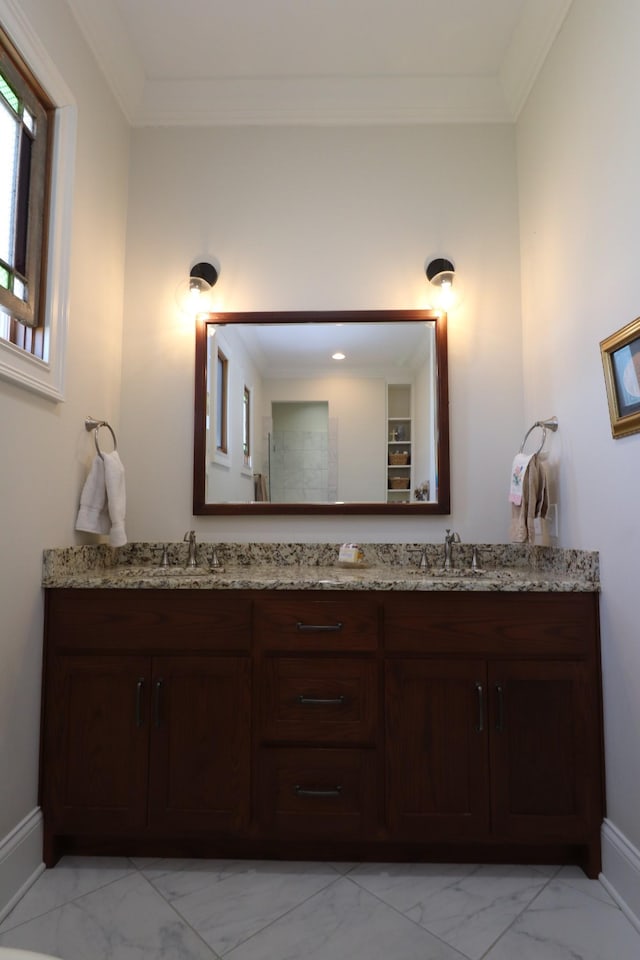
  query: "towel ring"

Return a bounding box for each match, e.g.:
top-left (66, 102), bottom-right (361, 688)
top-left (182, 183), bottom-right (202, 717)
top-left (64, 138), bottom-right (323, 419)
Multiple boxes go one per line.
top-left (519, 416), bottom-right (558, 456)
top-left (85, 416), bottom-right (117, 460)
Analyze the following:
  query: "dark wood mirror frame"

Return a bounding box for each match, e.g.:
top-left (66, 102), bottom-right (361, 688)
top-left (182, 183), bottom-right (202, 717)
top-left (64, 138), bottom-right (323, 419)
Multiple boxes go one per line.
top-left (193, 309), bottom-right (450, 515)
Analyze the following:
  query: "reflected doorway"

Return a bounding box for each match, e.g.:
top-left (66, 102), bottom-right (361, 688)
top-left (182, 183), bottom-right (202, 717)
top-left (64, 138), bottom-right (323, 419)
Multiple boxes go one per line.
top-left (269, 401), bottom-right (332, 503)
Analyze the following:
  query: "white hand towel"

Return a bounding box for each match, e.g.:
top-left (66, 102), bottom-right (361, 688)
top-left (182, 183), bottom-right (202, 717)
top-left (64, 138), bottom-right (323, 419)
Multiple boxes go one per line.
top-left (103, 450), bottom-right (127, 547)
top-left (509, 452), bottom-right (533, 505)
top-left (75, 455), bottom-right (110, 535)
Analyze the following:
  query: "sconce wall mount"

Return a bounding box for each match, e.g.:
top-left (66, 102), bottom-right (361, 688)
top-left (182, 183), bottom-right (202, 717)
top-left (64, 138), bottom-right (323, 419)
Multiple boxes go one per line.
top-left (177, 260), bottom-right (219, 317)
top-left (426, 257), bottom-right (462, 310)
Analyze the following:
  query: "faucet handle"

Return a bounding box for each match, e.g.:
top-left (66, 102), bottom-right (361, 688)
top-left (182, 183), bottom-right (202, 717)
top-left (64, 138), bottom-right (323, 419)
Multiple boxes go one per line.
top-left (210, 545), bottom-right (223, 568)
top-left (407, 547), bottom-right (428, 569)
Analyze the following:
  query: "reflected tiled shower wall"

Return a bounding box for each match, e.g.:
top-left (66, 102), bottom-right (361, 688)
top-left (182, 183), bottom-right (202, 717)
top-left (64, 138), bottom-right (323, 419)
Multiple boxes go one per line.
top-left (262, 417), bottom-right (338, 502)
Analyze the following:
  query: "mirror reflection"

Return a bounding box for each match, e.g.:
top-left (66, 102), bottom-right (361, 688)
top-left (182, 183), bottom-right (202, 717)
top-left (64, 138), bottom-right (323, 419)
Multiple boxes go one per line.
top-left (193, 311), bottom-right (450, 515)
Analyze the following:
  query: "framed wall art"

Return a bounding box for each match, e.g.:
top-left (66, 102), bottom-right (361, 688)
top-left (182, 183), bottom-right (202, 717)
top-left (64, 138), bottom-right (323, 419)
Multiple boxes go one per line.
top-left (600, 316), bottom-right (640, 438)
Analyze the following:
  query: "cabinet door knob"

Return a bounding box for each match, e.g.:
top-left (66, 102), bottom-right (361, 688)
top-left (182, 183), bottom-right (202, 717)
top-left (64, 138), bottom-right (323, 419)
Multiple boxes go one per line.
top-left (495, 682), bottom-right (505, 732)
top-left (135, 678), bottom-right (145, 728)
top-left (475, 681), bottom-right (485, 733)
top-left (154, 679), bottom-right (164, 727)
top-left (296, 621), bottom-right (344, 632)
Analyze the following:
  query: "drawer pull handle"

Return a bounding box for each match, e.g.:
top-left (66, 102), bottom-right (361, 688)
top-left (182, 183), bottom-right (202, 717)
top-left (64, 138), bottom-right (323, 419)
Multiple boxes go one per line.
top-left (296, 621), bottom-right (343, 633)
top-left (154, 679), bottom-right (163, 727)
top-left (496, 682), bottom-right (505, 732)
top-left (135, 678), bottom-right (145, 728)
top-left (297, 695), bottom-right (346, 706)
top-left (475, 681), bottom-right (484, 733)
top-left (294, 785), bottom-right (343, 798)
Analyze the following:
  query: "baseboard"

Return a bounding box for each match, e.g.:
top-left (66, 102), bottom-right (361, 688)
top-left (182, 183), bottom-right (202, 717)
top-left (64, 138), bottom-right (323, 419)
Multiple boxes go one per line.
top-left (601, 818), bottom-right (640, 933)
top-left (0, 809), bottom-right (45, 925)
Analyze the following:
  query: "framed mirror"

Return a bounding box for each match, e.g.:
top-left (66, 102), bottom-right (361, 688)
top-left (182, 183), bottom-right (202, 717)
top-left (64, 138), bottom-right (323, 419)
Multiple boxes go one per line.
top-left (193, 310), bottom-right (450, 515)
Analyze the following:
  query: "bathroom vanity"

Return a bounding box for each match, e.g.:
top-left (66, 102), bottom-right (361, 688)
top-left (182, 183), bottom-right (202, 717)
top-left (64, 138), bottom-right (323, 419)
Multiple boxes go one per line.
top-left (39, 544), bottom-right (604, 876)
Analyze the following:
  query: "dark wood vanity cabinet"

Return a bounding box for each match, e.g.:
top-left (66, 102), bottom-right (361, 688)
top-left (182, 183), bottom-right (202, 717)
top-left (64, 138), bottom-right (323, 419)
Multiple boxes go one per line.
top-left (384, 592), bottom-right (604, 876)
top-left (41, 587), bottom-right (604, 875)
top-left (41, 590), bottom-right (251, 865)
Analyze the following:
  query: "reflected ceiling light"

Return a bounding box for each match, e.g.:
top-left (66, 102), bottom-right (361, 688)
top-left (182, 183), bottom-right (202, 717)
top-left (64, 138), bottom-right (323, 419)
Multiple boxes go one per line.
top-left (332, 352), bottom-right (346, 360)
top-left (176, 261), bottom-right (219, 317)
top-left (426, 257), bottom-right (463, 310)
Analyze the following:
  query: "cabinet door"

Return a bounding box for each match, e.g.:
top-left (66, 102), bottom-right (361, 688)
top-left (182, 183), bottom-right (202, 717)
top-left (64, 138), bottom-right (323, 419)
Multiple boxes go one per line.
top-left (385, 659), bottom-right (490, 838)
top-left (489, 660), bottom-right (600, 840)
top-left (148, 655), bottom-right (251, 833)
top-left (43, 655), bottom-right (150, 833)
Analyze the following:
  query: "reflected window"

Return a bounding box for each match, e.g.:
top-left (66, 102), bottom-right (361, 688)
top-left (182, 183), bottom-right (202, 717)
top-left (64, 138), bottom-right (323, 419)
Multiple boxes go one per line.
top-left (243, 384), bottom-right (251, 468)
top-left (216, 348), bottom-right (228, 453)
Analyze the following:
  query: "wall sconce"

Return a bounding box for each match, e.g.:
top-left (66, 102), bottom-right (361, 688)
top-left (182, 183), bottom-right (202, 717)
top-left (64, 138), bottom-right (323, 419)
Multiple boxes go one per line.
top-left (176, 261), bottom-right (219, 317)
top-left (425, 257), bottom-right (463, 310)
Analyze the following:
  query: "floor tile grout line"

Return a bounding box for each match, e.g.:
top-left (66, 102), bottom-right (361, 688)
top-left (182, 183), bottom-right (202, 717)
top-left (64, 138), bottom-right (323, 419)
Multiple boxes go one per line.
top-left (131, 870), bottom-right (224, 960)
top-left (152, 869), bottom-right (346, 957)
top-left (0, 865), bottom-right (139, 936)
top-left (343, 864), bottom-right (568, 960)
top-left (474, 864), bottom-right (578, 960)
top-left (341, 874), bottom-right (472, 960)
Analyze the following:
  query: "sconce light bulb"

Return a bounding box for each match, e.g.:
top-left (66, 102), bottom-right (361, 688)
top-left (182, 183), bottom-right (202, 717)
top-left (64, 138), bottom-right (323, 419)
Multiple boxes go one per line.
top-left (438, 280), bottom-right (455, 309)
top-left (425, 258), bottom-right (463, 311)
top-left (176, 262), bottom-right (218, 319)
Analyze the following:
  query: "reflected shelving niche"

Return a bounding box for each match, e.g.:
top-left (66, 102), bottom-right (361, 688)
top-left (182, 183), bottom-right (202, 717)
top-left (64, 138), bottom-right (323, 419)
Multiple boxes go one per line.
top-left (387, 384), bottom-right (412, 502)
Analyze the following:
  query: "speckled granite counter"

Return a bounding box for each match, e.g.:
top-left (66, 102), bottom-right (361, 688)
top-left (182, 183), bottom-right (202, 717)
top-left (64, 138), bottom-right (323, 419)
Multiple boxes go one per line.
top-left (42, 542), bottom-right (599, 592)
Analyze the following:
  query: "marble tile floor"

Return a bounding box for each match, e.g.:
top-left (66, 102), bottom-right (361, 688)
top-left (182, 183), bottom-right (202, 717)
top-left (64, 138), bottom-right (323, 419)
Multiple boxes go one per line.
top-left (1, 857), bottom-right (640, 960)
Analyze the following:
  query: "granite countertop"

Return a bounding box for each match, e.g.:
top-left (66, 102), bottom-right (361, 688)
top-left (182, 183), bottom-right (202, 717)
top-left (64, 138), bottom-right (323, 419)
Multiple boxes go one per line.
top-left (42, 543), bottom-right (600, 593)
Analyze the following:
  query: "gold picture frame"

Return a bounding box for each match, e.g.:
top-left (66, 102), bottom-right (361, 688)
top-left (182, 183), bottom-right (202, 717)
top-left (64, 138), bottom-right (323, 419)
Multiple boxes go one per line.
top-left (600, 316), bottom-right (640, 438)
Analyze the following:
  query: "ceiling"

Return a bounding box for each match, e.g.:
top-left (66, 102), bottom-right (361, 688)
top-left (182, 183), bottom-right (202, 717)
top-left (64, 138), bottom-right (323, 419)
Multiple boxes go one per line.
top-left (231, 321), bottom-right (433, 378)
top-left (64, 0), bottom-right (572, 126)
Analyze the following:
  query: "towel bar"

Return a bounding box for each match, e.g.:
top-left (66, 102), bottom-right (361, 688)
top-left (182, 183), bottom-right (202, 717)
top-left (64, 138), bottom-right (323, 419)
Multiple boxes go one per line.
top-left (85, 416), bottom-right (117, 459)
top-left (519, 416), bottom-right (558, 455)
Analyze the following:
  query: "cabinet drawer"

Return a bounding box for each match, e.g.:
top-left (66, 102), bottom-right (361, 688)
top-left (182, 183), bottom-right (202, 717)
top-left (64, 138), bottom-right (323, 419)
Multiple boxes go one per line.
top-left (259, 658), bottom-right (377, 743)
top-left (257, 747), bottom-right (377, 838)
top-left (384, 593), bottom-right (598, 657)
top-left (45, 589), bottom-right (251, 652)
top-left (254, 597), bottom-right (379, 651)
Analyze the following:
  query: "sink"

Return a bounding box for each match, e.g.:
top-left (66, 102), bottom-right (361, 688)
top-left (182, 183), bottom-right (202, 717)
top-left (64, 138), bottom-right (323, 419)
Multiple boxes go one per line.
top-left (119, 565), bottom-right (216, 577)
top-left (410, 567), bottom-right (520, 582)
top-left (430, 567), bottom-right (488, 578)
top-left (405, 567), bottom-right (495, 579)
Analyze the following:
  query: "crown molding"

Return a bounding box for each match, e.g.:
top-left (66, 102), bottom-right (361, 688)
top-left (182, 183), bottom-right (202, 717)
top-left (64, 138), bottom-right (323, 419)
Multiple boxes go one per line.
top-left (500, 0), bottom-right (574, 119)
top-left (136, 75), bottom-right (512, 127)
top-left (61, 0), bottom-right (569, 127)
top-left (64, 0), bottom-right (144, 124)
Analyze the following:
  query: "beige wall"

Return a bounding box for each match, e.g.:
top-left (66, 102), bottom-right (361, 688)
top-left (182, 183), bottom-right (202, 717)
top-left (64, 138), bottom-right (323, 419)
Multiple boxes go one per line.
top-left (517, 0), bottom-right (640, 911)
top-left (120, 123), bottom-right (524, 543)
top-left (0, 0), bottom-right (129, 851)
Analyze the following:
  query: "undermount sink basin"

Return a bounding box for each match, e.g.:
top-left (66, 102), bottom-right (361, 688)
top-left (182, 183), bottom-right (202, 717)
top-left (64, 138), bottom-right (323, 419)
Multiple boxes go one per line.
top-left (120, 565), bottom-right (216, 577)
top-left (407, 567), bottom-right (490, 578)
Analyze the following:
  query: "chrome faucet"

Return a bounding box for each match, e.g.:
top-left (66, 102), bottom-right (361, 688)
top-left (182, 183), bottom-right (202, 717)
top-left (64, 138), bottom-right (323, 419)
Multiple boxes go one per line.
top-left (443, 529), bottom-right (461, 570)
top-left (184, 530), bottom-right (197, 567)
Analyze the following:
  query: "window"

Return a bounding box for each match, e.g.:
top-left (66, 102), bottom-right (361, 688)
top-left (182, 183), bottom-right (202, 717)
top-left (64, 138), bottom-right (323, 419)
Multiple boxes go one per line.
top-left (0, 30), bottom-right (51, 348)
top-left (0, 4), bottom-right (76, 401)
top-left (243, 385), bottom-right (251, 468)
top-left (216, 348), bottom-right (228, 454)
